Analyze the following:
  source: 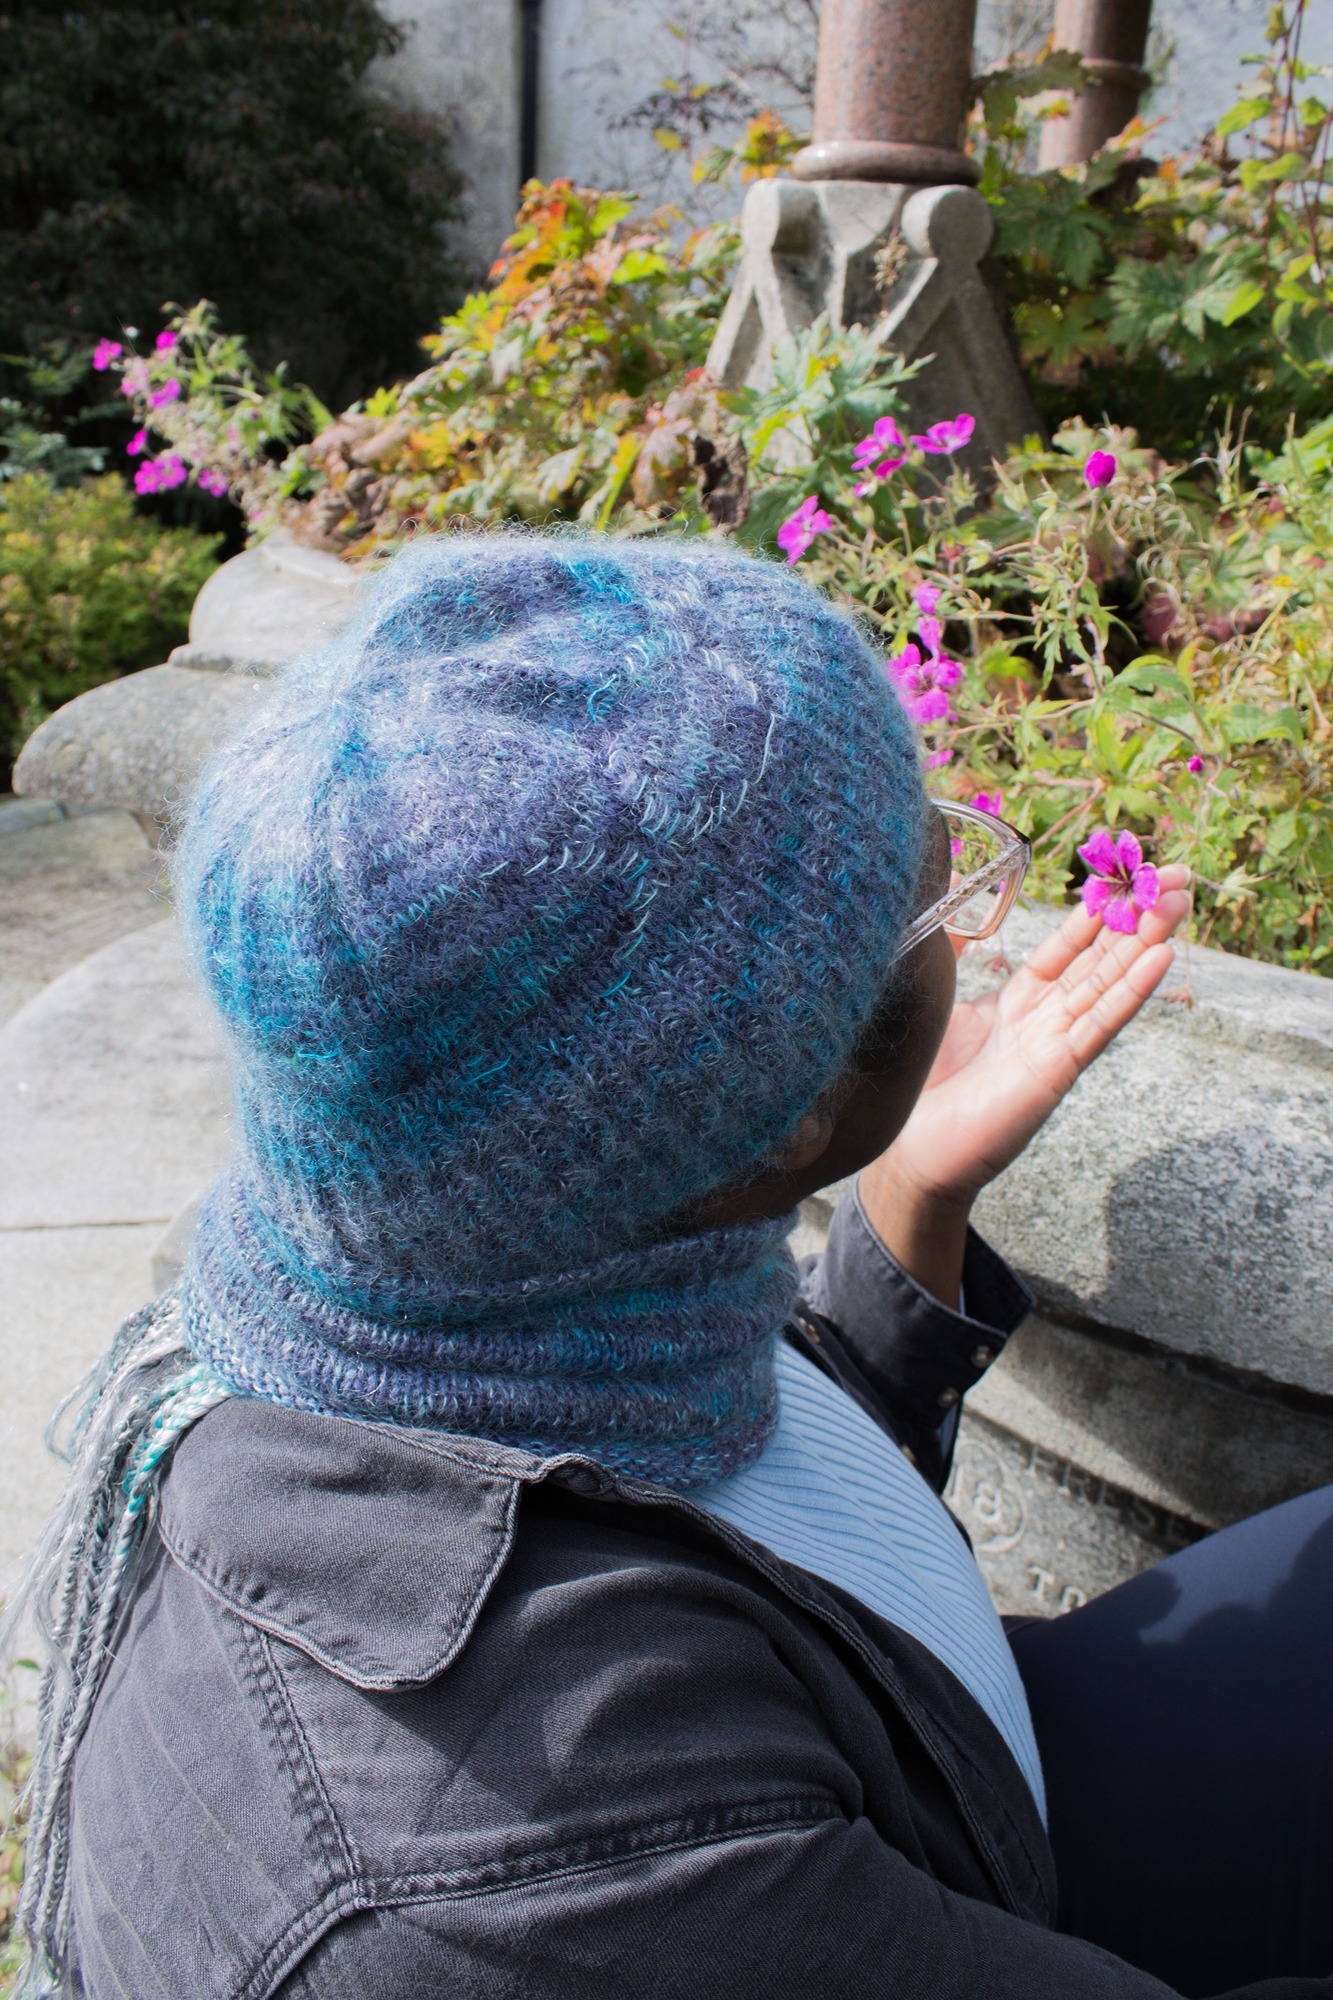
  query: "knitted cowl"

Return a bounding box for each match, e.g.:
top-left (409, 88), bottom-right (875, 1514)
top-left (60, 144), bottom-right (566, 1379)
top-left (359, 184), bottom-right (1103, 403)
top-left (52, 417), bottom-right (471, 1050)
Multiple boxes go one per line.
top-left (175, 532), bottom-right (929, 1489)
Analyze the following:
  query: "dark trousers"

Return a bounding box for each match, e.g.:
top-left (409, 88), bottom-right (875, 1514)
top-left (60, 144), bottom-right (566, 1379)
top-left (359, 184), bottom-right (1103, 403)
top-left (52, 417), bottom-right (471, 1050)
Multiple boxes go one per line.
top-left (1009, 1483), bottom-right (1333, 1996)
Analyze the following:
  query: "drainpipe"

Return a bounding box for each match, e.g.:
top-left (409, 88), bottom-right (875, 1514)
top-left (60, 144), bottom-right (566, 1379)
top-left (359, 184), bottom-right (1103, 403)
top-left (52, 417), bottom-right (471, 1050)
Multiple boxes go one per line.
top-left (519, 0), bottom-right (542, 188)
top-left (1037, 0), bottom-right (1154, 169)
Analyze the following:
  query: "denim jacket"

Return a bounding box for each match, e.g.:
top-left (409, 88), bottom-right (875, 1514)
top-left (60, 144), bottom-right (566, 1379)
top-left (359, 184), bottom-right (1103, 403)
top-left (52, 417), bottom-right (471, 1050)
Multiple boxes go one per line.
top-left (67, 1192), bottom-right (1311, 2000)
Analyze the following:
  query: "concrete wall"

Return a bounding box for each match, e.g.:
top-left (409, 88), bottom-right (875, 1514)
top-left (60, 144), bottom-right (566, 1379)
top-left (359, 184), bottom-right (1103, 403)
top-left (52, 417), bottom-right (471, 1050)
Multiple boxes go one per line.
top-left (369, 0), bottom-right (524, 278)
top-left (373, 0), bottom-right (1333, 279)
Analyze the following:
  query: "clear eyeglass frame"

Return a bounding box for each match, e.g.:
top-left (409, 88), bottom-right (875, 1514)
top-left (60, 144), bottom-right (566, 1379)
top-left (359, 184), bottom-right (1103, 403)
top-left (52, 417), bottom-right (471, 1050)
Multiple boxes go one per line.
top-left (892, 800), bottom-right (1031, 965)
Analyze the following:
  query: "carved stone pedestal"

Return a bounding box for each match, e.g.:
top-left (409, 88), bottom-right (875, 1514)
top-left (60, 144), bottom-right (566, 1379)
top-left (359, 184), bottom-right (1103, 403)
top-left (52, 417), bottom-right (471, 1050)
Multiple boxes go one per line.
top-left (706, 177), bottom-right (1039, 472)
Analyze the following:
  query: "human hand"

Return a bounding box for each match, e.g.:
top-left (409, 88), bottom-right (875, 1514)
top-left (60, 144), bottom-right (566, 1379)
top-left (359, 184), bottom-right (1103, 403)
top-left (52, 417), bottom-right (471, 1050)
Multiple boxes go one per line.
top-left (891, 863), bottom-right (1192, 1202)
top-left (859, 867), bottom-right (1191, 1301)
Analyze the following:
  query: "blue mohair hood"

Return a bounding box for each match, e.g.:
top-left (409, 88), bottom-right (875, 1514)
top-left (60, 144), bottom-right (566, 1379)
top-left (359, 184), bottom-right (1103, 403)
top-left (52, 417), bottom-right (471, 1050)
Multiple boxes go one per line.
top-left (174, 532), bottom-right (929, 1487)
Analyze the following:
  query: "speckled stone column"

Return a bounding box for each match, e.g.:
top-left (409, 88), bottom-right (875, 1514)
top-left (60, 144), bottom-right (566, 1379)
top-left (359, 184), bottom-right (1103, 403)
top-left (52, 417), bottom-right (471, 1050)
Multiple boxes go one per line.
top-left (791, 0), bottom-right (980, 186)
top-left (1038, 0), bottom-right (1153, 169)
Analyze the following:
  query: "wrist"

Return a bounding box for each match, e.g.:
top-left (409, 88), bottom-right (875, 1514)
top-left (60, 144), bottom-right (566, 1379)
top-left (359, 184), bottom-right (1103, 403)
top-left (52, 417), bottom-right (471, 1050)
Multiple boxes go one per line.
top-left (857, 1154), bottom-right (974, 1310)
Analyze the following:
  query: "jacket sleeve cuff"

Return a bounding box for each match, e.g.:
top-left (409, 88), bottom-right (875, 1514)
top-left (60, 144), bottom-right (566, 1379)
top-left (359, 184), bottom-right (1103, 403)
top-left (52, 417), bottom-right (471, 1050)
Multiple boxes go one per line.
top-left (797, 1179), bottom-right (1033, 1453)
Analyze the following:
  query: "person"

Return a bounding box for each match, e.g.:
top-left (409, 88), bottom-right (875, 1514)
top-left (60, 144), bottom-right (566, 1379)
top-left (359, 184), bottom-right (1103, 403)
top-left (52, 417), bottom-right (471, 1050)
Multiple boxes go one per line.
top-left (9, 534), bottom-right (1332, 2000)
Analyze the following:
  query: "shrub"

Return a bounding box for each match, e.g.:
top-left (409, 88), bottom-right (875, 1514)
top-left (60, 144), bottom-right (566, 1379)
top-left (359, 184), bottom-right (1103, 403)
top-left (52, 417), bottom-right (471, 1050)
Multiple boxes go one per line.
top-left (0, 0), bottom-right (464, 411)
top-left (735, 336), bottom-right (1333, 973)
top-left (101, 187), bottom-right (740, 547)
top-left (0, 474), bottom-right (220, 784)
top-left (972, 3), bottom-right (1333, 457)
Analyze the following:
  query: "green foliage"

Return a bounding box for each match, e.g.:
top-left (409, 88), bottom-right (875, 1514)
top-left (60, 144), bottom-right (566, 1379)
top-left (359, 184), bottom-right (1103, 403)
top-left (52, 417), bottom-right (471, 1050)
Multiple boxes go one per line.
top-left (110, 183), bottom-right (740, 550)
top-left (0, 0), bottom-right (464, 411)
top-left (0, 350), bottom-right (113, 489)
top-left (768, 390), bottom-right (1333, 974)
top-left (975, 3), bottom-right (1333, 457)
top-left (0, 474), bottom-right (220, 781)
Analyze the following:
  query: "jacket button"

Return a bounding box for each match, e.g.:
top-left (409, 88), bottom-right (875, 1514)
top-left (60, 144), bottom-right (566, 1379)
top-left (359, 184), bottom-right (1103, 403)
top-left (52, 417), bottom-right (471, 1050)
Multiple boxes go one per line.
top-left (970, 1343), bottom-right (995, 1369)
top-left (936, 1385), bottom-right (960, 1410)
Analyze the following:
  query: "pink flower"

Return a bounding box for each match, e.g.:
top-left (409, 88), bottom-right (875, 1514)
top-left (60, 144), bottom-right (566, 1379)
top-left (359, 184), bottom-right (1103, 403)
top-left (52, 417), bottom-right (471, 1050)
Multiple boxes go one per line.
top-left (1084, 449), bottom-right (1117, 490)
top-left (913, 583), bottom-right (941, 617)
top-left (888, 642), bottom-right (962, 725)
top-left (924, 747), bottom-right (953, 769)
top-left (1187, 754), bottom-right (1204, 774)
top-left (973, 790), bottom-right (1004, 816)
top-left (92, 338), bottom-right (122, 371)
top-left (134, 454), bottom-right (187, 495)
top-left (125, 429), bottom-right (148, 457)
top-left (777, 495), bottom-right (836, 565)
top-left (852, 417), bottom-right (908, 494)
top-left (1077, 828), bottom-right (1160, 934)
top-left (197, 467), bottom-right (229, 497)
top-left (149, 377), bottom-right (181, 408)
top-left (911, 413), bottom-right (975, 456)
top-left (155, 329), bottom-right (178, 351)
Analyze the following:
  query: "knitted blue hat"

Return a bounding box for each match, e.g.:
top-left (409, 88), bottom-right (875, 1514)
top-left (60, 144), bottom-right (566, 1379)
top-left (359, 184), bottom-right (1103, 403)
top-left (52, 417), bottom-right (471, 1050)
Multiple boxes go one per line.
top-left (175, 532), bottom-right (928, 1488)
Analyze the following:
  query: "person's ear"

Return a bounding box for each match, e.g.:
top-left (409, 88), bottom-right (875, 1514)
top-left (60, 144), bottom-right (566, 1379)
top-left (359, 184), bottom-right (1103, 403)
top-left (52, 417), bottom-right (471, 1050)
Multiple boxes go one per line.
top-left (771, 1107), bottom-right (835, 1174)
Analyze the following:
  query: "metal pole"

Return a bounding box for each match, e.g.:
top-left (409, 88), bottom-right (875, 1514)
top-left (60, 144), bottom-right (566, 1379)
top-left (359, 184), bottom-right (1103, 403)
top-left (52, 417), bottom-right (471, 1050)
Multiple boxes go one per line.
top-left (791, 0), bottom-right (980, 185)
top-left (1037, 0), bottom-right (1153, 169)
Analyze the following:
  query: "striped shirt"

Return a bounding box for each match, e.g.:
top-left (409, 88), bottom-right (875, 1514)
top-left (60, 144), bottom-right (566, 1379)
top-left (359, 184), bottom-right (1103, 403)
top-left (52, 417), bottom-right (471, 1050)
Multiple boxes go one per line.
top-left (697, 1339), bottom-right (1046, 1819)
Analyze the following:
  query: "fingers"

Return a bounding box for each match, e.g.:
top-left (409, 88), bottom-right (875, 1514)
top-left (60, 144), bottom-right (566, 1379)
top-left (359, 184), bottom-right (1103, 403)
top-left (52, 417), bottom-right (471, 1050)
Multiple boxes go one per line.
top-left (1022, 866), bottom-right (1192, 988)
top-left (1065, 939), bottom-right (1177, 1066)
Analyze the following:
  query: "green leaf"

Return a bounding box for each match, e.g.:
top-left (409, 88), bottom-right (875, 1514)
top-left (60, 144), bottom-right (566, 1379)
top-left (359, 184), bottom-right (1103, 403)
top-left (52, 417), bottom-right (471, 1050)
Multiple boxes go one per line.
top-left (1220, 278), bottom-right (1267, 325)
top-left (1215, 95), bottom-right (1271, 137)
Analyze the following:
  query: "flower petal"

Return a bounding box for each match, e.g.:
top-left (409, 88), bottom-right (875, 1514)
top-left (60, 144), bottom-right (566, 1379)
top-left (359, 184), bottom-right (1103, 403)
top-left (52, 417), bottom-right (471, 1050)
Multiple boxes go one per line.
top-left (1102, 893), bottom-right (1140, 934)
top-left (1081, 877), bottom-right (1113, 918)
top-left (1115, 830), bottom-right (1143, 876)
top-left (1077, 829), bottom-right (1119, 877)
top-left (1130, 864), bottom-right (1160, 909)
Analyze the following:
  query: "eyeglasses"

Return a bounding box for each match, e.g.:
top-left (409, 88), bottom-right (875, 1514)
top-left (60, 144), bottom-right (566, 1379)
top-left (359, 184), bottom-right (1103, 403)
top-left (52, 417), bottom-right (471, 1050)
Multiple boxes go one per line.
top-left (892, 801), bottom-right (1030, 964)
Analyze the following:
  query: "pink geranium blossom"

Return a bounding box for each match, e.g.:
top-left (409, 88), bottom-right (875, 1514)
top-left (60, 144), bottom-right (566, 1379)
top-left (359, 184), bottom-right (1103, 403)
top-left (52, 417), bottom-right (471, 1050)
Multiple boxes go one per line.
top-left (1078, 828), bottom-right (1159, 934)
top-left (924, 747), bottom-right (953, 769)
top-left (149, 377), bottom-right (181, 408)
top-left (972, 790), bottom-right (1004, 816)
top-left (134, 454), bottom-right (187, 495)
top-left (852, 417), bottom-right (908, 494)
top-left (888, 642), bottom-right (962, 725)
top-left (92, 339), bottom-right (122, 371)
top-left (197, 467), bottom-right (229, 497)
top-left (125, 429), bottom-right (148, 457)
top-left (911, 413), bottom-right (975, 456)
top-left (1084, 449), bottom-right (1117, 489)
top-left (913, 583), bottom-right (941, 617)
top-left (155, 329), bottom-right (178, 351)
top-left (777, 495), bottom-right (835, 564)
top-left (1187, 754), bottom-right (1204, 773)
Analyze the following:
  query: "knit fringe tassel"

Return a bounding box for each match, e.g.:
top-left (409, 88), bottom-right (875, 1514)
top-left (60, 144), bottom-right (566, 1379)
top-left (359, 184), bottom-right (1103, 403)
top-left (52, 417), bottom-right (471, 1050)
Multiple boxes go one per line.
top-left (2, 1295), bottom-right (231, 1998)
